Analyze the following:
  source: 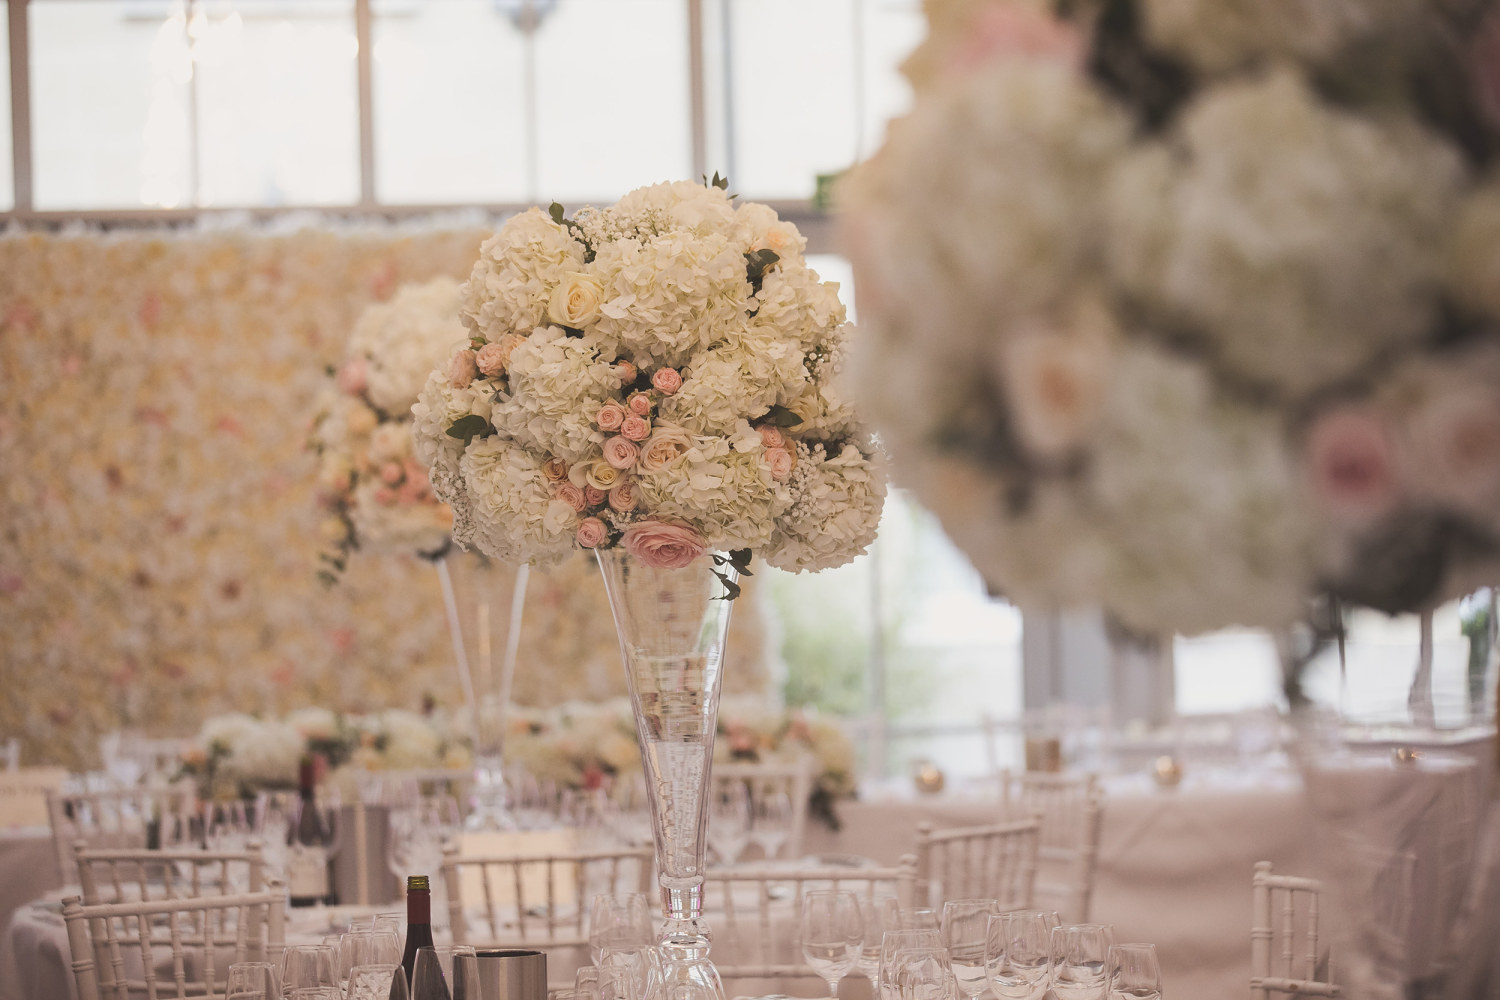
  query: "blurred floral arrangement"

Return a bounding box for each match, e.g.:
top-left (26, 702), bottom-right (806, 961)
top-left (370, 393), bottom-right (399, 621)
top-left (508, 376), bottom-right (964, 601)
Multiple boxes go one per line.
top-left (412, 179), bottom-right (885, 583)
top-left (310, 278), bottom-right (469, 581)
top-left (845, 0), bottom-right (1500, 636)
top-left (717, 697), bottom-right (859, 829)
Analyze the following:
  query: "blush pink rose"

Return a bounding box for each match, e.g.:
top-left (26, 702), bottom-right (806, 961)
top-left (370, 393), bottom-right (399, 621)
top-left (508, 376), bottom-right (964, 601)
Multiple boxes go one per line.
top-left (375, 487), bottom-right (397, 506)
top-left (622, 521), bottom-right (709, 569)
top-left (627, 392), bottom-right (653, 416)
top-left (950, 2), bottom-right (1084, 77)
top-left (380, 462), bottom-right (404, 485)
top-left (553, 481), bottom-right (588, 512)
top-left (448, 349), bottom-right (479, 389)
top-left (651, 367), bottom-right (684, 395)
top-left (337, 358), bottom-right (368, 395)
top-left (621, 415), bottom-right (651, 442)
top-left (608, 480), bottom-right (640, 512)
top-left (596, 401), bottom-right (627, 432)
top-left (584, 485), bottom-right (607, 508)
top-left (758, 425), bottom-right (785, 449)
top-left (576, 517), bottom-right (609, 548)
top-left (1305, 407), bottom-right (1399, 523)
top-left (475, 341), bottom-right (509, 377)
top-left (612, 360), bottom-right (639, 384)
top-left (766, 447), bottom-right (794, 481)
top-left (603, 435), bottom-right (640, 470)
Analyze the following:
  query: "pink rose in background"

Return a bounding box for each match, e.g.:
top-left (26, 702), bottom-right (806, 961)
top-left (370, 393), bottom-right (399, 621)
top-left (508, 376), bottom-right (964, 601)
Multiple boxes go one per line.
top-left (612, 360), bottom-right (639, 384)
top-left (758, 425), bottom-right (785, 449)
top-left (584, 485), bottom-right (607, 507)
top-left (1305, 407), bottom-right (1399, 523)
top-left (1473, 10), bottom-right (1500, 128)
top-left (603, 435), bottom-right (640, 470)
top-left (542, 457), bottom-right (570, 482)
top-left (337, 358), bottom-right (368, 395)
top-left (627, 392), bottom-right (653, 416)
top-left (950, 1), bottom-right (1084, 77)
top-left (375, 487), bottom-right (397, 506)
top-left (621, 415), bottom-right (651, 442)
top-left (608, 480), bottom-right (640, 512)
top-left (398, 478), bottom-right (430, 504)
top-left (651, 367), bottom-right (684, 394)
top-left (554, 481), bottom-right (588, 512)
top-left (448, 349), bottom-right (479, 389)
top-left (577, 517), bottom-right (609, 548)
top-left (475, 341), bottom-right (509, 377)
top-left (1398, 384), bottom-right (1500, 512)
top-left (766, 447), bottom-right (795, 481)
top-left (380, 462), bottom-right (404, 485)
top-left (623, 521), bottom-right (708, 569)
top-left (596, 401), bottom-right (627, 432)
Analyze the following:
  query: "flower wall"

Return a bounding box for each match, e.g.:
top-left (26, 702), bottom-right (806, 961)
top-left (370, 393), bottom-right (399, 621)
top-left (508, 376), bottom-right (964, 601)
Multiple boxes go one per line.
top-left (0, 225), bottom-right (768, 770)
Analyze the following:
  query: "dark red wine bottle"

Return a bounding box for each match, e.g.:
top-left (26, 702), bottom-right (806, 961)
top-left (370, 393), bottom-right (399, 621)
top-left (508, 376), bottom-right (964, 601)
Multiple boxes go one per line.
top-left (286, 756), bottom-right (335, 907)
top-left (399, 875), bottom-right (436, 987)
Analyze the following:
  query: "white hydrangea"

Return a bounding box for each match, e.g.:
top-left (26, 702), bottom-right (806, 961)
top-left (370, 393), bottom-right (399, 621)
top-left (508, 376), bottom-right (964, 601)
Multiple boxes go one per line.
top-left (1447, 177), bottom-right (1500, 321)
top-left (349, 479), bottom-right (450, 556)
top-left (734, 200), bottom-right (808, 262)
top-left (635, 435), bottom-right (789, 551)
top-left (1106, 69), bottom-right (1463, 398)
top-left (411, 371), bottom-right (493, 486)
top-left (376, 709), bottom-right (444, 769)
top-left (459, 435), bottom-right (577, 566)
top-left (766, 442), bottom-right (887, 572)
top-left (751, 261), bottom-right (847, 350)
top-left (460, 208), bottom-right (586, 341)
top-left (607, 179), bottom-right (740, 238)
top-left (659, 331), bottom-right (809, 436)
top-left (496, 326), bottom-right (618, 463)
top-left (349, 277), bottom-right (467, 414)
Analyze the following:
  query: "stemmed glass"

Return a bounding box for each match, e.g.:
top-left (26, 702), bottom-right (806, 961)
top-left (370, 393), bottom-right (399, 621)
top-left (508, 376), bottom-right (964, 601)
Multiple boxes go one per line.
top-left (708, 782), bottom-right (752, 865)
top-left (588, 892), bottom-right (654, 1000)
top-left (225, 961), bottom-right (280, 1000)
top-left (278, 944), bottom-right (338, 996)
top-left (886, 943), bottom-right (954, 1000)
top-left (1051, 924), bottom-right (1115, 1000)
top-left (337, 930), bottom-right (401, 992)
top-left (1108, 943), bottom-right (1162, 1000)
top-left (855, 896), bottom-right (902, 990)
top-left (345, 964), bottom-right (402, 1000)
top-left (750, 789), bottom-right (794, 861)
top-left (940, 900), bottom-right (995, 1000)
top-left (800, 889), bottom-right (864, 999)
top-left (985, 911), bottom-right (1056, 1000)
top-left (900, 908), bottom-right (940, 931)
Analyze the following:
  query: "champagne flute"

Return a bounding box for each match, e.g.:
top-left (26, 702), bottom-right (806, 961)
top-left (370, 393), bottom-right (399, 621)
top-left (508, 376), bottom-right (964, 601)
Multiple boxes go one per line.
top-left (985, 911), bottom-right (1053, 1000)
top-left (939, 900), bottom-right (995, 1000)
top-left (1051, 924), bottom-right (1115, 1000)
top-left (800, 890), bottom-right (864, 998)
top-left (225, 961), bottom-right (280, 1000)
top-left (345, 963), bottom-right (402, 1000)
top-left (1108, 943), bottom-right (1162, 1000)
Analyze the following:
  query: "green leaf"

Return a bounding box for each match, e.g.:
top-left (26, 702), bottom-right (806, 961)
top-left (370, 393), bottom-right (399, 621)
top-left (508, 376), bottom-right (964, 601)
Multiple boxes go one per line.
top-left (728, 548), bottom-right (754, 577)
top-left (744, 249), bottom-right (781, 293)
top-left (761, 404), bottom-right (803, 428)
top-left (709, 171), bottom-right (730, 191)
top-left (549, 201), bottom-right (567, 224)
top-left (446, 414), bottom-right (497, 445)
top-left (713, 570), bottom-right (742, 602)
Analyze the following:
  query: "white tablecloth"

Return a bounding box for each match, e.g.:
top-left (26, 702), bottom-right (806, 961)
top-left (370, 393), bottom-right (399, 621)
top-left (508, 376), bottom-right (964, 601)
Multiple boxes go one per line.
top-left (0, 828), bottom-right (64, 1000)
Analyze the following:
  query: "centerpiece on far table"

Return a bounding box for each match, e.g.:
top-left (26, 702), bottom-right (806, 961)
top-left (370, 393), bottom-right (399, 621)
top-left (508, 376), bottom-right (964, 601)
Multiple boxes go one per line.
top-left (413, 177), bottom-right (885, 1000)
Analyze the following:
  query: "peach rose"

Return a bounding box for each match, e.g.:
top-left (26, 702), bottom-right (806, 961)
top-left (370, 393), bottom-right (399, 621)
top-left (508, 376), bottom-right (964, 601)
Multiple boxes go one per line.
top-left (651, 367), bottom-right (683, 395)
top-left (603, 435), bottom-right (640, 470)
top-left (621, 415), bottom-right (651, 442)
top-left (576, 517), bottom-right (609, 548)
top-left (475, 341), bottom-right (509, 377)
top-left (1305, 407), bottom-right (1399, 524)
top-left (547, 272), bottom-right (604, 328)
top-left (585, 460), bottom-right (621, 492)
top-left (622, 521), bottom-right (708, 569)
top-left (627, 392), bottom-right (653, 416)
top-left (448, 349), bottom-right (480, 389)
top-left (638, 424), bottom-right (694, 473)
top-left (553, 481), bottom-right (587, 512)
top-left (608, 480), bottom-right (640, 512)
top-left (757, 425), bottom-right (785, 449)
top-left (584, 485), bottom-right (607, 507)
top-left (596, 401), bottom-right (627, 432)
top-left (542, 457), bottom-right (570, 482)
top-left (337, 357), bottom-right (367, 395)
top-left (612, 360), bottom-right (639, 385)
top-left (766, 447), bottom-right (794, 481)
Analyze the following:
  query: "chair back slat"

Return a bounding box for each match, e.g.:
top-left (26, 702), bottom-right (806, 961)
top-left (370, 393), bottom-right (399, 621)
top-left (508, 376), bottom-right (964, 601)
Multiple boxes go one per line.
top-left (1250, 860), bottom-right (1340, 998)
top-left (999, 770), bottom-right (1104, 922)
top-left (913, 817), bottom-right (1040, 910)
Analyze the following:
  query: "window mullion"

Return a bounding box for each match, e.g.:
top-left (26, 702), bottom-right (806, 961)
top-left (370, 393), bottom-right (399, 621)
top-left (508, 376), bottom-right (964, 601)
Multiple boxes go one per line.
top-left (9, 0), bottom-right (32, 214)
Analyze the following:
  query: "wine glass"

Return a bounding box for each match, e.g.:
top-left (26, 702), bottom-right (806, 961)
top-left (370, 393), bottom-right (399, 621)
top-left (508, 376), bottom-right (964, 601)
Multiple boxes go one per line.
top-left (855, 896), bottom-right (902, 989)
top-left (575, 964), bottom-right (602, 1000)
top-left (225, 961), bottom-right (280, 1000)
top-left (899, 907), bottom-right (940, 931)
top-left (337, 930), bottom-right (401, 990)
top-left (879, 928), bottom-right (944, 998)
top-left (345, 964), bottom-right (401, 1000)
top-left (589, 892), bottom-right (654, 1000)
top-left (985, 911), bottom-right (1054, 1000)
top-left (412, 946), bottom-right (480, 1000)
top-left (801, 890), bottom-right (863, 999)
top-left (750, 789), bottom-right (795, 861)
top-left (939, 900), bottom-right (995, 1000)
top-left (1051, 924), bottom-right (1115, 1000)
top-left (887, 944), bottom-right (954, 1000)
top-left (1108, 942), bottom-right (1162, 1000)
top-left (708, 782), bottom-right (751, 865)
top-left (287, 990), bottom-right (341, 1000)
top-left (279, 944), bottom-right (338, 995)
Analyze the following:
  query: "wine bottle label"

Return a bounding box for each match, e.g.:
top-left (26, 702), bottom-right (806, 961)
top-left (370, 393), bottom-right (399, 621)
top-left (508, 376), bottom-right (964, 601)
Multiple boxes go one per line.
top-left (286, 843), bottom-right (330, 898)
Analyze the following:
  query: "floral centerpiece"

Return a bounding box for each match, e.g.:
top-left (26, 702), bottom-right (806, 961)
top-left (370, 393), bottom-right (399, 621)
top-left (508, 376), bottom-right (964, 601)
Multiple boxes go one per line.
top-left (843, 0), bottom-right (1500, 638)
top-left (310, 278), bottom-right (468, 581)
top-left (717, 698), bottom-right (858, 828)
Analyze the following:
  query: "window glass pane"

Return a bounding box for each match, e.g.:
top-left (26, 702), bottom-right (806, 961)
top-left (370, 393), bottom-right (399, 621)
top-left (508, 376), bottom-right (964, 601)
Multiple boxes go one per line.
top-left (0, 1), bottom-right (11, 212)
top-left (31, 0), bottom-right (192, 209)
top-left (193, 0), bottom-right (358, 206)
top-left (373, 0), bottom-right (527, 204)
top-left (533, 0), bottom-right (690, 202)
top-left (1173, 630), bottom-right (1281, 716)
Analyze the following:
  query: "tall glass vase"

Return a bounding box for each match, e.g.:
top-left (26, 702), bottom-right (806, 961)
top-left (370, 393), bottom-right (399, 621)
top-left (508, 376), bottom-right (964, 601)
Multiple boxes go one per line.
top-left (595, 548), bottom-right (737, 1000)
top-left (434, 549), bottom-right (530, 830)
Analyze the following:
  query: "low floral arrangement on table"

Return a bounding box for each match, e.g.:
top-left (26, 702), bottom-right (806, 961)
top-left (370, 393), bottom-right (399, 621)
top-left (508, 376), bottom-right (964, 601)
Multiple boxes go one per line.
top-left (845, 0), bottom-right (1500, 636)
top-left (310, 278), bottom-right (469, 582)
top-left (411, 178), bottom-right (886, 585)
top-left (717, 698), bottom-right (859, 829)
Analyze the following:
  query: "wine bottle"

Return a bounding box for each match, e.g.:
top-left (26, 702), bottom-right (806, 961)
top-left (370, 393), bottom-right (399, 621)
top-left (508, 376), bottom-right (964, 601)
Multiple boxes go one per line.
top-left (399, 874), bottom-right (436, 987)
top-left (286, 756), bottom-right (335, 907)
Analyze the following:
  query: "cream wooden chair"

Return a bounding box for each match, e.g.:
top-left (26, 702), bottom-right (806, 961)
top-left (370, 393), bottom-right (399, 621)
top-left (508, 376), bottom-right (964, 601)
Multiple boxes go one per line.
top-left (913, 816), bottom-right (1040, 911)
top-left (1251, 861), bottom-right (1340, 998)
top-left (46, 784), bottom-right (199, 883)
top-left (441, 841), bottom-right (653, 949)
top-left (998, 770), bottom-right (1104, 921)
top-left (61, 882), bottom-right (286, 1000)
top-left (704, 855), bottom-right (918, 982)
top-left (74, 839), bottom-right (268, 904)
top-left (713, 756), bottom-right (815, 860)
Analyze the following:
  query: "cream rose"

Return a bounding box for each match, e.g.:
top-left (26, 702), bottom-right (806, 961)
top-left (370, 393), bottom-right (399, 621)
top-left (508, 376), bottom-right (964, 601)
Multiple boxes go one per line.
top-left (345, 404), bottom-right (378, 435)
top-left (638, 424), bottom-right (694, 473)
top-left (547, 272), bottom-right (604, 328)
top-left (603, 436), bottom-right (640, 470)
top-left (585, 460), bottom-right (622, 492)
top-left (622, 521), bottom-right (708, 569)
top-left (576, 517), bottom-right (609, 548)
